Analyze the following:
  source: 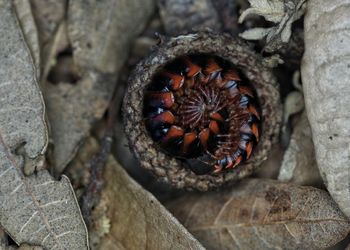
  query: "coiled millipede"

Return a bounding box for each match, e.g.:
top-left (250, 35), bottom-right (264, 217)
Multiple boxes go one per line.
top-left (123, 32), bottom-right (281, 190)
top-left (143, 54), bottom-right (261, 174)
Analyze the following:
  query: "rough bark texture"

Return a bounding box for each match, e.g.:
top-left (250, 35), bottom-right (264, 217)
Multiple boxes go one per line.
top-left (301, 0), bottom-right (350, 217)
top-left (123, 31), bottom-right (282, 191)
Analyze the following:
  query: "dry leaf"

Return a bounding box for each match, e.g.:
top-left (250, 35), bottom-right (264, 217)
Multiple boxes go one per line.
top-left (0, 136), bottom-right (88, 249)
top-left (278, 112), bottom-right (323, 186)
top-left (301, 0), bottom-right (350, 218)
top-left (80, 139), bottom-right (204, 250)
top-left (29, 0), bottom-right (67, 82)
top-left (0, 0), bottom-right (47, 158)
top-left (68, 0), bottom-right (156, 75)
top-left (43, 0), bottom-right (156, 173)
top-left (1, 244), bottom-right (43, 250)
top-left (167, 179), bottom-right (350, 250)
top-left (13, 0), bottom-right (41, 79)
top-left (239, 0), bottom-right (285, 23)
top-left (0, 2), bottom-right (88, 248)
top-left (239, 0), bottom-right (306, 52)
top-left (29, 0), bottom-right (66, 48)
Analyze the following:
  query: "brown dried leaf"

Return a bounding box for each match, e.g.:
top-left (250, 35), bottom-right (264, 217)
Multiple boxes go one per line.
top-left (301, 0), bottom-right (350, 217)
top-left (29, 0), bottom-right (67, 81)
top-left (167, 179), bottom-right (350, 250)
top-left (29, 0), bottom-right (66, 48)
top-left (44, 0), bottom-right (156, 173)
top-left (84, 139), bottom-right (204, 250)
top-left (68, 0), bottom-right (156, 75)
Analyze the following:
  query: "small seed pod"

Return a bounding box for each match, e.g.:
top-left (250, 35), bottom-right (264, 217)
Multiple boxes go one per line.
top-left (123, 32), bottom-right (282, 191)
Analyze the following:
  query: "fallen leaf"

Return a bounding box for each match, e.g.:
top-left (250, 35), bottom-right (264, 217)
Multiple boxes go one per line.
top-left (301, 0), bottom-right (350, 218)
top-left (239, 0), bottom-right (285, 23)
top-left (1, 244), bottom-right (43, 250)
top-left (13, 0), bottom-right (41, 79)
top-left (67, 0), bottom-right (156, 75)
top-left (43, 0), bottom-right (156, 173)
top-left (278, 112), bottom-right (323, 187)
top-left (167, 179), bottom-right (350, 250)
top-left (0, 0), bottom-right (47, 159)
top-left (239, 0), bottom-right (306, 52)
top-left (29, 0), bottom-right (66, 48)
top-left (29, 0), bottom-right (67, 82)
top-left (0, 135), bottom-right (89, 249)
top-left (43, 74), bottom-right (115, 174)
top-left (78, 138), bottom-right (204, 250)
top-left (0, 2), bottom-right (88, 248)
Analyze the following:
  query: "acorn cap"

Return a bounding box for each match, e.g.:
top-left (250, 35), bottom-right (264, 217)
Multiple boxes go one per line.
top-left (123, 31), bottom-right (282, 191)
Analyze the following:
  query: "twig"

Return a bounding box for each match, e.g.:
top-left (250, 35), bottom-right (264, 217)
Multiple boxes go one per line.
top-left (80, 84), bottom-right (120, 226)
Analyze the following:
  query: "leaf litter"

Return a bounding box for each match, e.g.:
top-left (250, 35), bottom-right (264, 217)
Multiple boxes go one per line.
top-left (167, 179), bottom-right (350, 250)
top-left (239, 0), bottom-right (307, 52)
top-left (0, 1), bottom-right (88, 249)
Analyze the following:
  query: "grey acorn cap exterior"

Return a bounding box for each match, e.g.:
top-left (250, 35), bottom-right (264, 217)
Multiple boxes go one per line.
top-left (123, 31), bottom-right (282, 191)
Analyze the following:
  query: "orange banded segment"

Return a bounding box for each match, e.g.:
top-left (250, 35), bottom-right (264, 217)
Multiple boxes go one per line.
top-left (223, 69), bottom-right (240, 81)
top-left (246, 142), bottom-right (253, 158)
top-left (153, 111), bottom-right (175, 124)
top-left (248, 105), bottom-right (261, 120)
top-left (162, 125), bottom-right (184, 142)
top-left (146, 92), bottom-right (175, 108)
top-left (209, 121), bottom-right (220, 134)
top-left (238, 86), bottom-right (254, 97)
top-left (184, 58), bottom-right (201, 77)
top-left (210, 112), bottom-right (224, 121)
top-left (182, 132), bottom-right (197, 153)
top-left (203, 59), bottom-right (222, 75)
top-left (199, 128), bottom-right (210, 149)
top-left (251, 123), bottom-right (259, 142)
top-left (162, 72), bottom-right (184, 90)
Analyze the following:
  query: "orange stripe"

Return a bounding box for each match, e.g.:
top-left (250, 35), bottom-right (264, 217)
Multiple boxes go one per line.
top-left (251, 123), bottom-right (259, 142)
top-left (209, 121), bottom-right (220, 134)
top-left (238, 86), bottom-right (254, 97)
top-left (162, 72), bottom-right (184, 90)
top-left (199, 128), bottom-right (210, 149)
top-left (147, 92), bottom-right (174, 108)
top-left (210, 112), bottom-right (224, 121)
top-left (223, 69), bottom-right (240, 81)
top-left (184, 58), bottom-right (201, 77)
top-left (248, 105), bottom-right (261, 120)
top-left (163, 126), bottom-right (184, 142)
top-left (153, 111), bottom-right (175, 124)
top-left (182, 132), bottom-right (197, 153)
top-left (246, 142), bottom-right (253, 158)
top-left (203, 59), bottom-right (222, 75)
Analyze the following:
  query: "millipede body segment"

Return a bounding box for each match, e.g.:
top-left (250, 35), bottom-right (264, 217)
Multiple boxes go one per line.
top-left (143, 54), bottom-right (261, 174)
